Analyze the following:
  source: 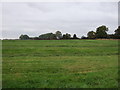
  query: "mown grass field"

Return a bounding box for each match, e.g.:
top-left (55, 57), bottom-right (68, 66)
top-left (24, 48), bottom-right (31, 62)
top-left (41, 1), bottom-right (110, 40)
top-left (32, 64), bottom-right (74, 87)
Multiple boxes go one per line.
top-left (2, 40), bottom-right (119, 88)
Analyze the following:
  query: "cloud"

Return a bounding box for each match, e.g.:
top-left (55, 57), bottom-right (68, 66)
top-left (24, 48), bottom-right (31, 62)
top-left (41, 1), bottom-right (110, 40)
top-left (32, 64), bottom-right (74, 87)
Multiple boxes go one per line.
top-left (2, 2), bottom-right (118, 39)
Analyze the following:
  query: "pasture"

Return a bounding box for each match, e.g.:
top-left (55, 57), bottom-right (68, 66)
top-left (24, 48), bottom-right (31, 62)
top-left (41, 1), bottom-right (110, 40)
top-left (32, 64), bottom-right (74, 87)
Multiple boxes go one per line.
top-left (2, 40), bottom-right (119, 88)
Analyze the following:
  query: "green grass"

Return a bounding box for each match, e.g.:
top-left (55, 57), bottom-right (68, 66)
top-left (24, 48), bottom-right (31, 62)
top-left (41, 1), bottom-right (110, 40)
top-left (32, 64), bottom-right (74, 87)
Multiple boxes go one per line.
top-left (2, 40), bottom-right (119, 88)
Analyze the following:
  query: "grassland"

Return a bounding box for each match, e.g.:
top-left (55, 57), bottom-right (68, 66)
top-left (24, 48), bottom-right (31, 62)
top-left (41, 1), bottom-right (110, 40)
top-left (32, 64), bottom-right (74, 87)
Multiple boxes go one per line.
top-left (2, 40), bottom-right (119, 88)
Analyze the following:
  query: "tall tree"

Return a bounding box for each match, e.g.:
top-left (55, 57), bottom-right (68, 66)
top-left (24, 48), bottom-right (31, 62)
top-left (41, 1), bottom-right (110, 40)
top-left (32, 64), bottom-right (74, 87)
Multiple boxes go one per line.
top-left (87, 31), bottom-right (96, 39)
top-left (55, 31), bottom-right (62, 39)
top-left (95, 25), bottom-right (108, 38)
top-left (73, 34), bottom-right (78, 39)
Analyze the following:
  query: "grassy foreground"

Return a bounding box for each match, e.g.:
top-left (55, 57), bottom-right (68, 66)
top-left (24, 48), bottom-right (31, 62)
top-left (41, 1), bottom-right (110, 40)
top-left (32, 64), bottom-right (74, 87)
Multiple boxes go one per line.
top-left (2, 40), bottom-right (118, 88)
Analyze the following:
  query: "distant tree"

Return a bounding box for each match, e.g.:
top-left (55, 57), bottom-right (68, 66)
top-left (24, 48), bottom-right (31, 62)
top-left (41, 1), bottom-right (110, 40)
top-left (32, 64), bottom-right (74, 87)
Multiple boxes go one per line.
top-left (39, 33), bottom-right (56, 40)
top-left (87, 31), bottom-right (96, 39)
top-left (62, 33), bottom-right (71, 39)
top-left (107, 34), bottom-right (115, 39)
top-left (114, 26), bottom-right (120, 39)
top-left (95, 25), bottom-right (108, 38)
top-left (81, 36), bottom-right (88, 39)
top-left (19, 34), bottom-right (29, 40)
top-left (55, 31), bottom-right (62, 39)
top-left (115, 26), bottom-right (120, 35)
top-left (66, 33), bottom-right (71, 39)
top-left (29, 37), bottom-right (40, 40)
top-left (62, 34), bottom-right (66, 39)
top-left (50, 34), bottom-right (57, 39)
top-left (73, 34), bottom-right (79, 39)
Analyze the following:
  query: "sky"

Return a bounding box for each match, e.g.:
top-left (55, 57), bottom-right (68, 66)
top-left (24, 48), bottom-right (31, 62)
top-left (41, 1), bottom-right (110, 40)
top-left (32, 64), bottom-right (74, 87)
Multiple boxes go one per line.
top-left (1, 1), bottom-right (118, 39)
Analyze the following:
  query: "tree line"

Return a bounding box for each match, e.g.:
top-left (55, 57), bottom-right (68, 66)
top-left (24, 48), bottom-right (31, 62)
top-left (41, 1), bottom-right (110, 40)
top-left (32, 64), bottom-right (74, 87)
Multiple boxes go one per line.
top-left (19, 25), bottom-right (120, 40)
top-left (19, 31), bottom-right (78, 40)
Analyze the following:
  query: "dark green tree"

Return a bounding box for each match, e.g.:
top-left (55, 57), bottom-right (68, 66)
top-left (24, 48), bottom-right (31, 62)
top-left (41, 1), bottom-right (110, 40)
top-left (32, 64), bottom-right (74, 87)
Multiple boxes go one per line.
top-left (62, 33), bottom-right (71, 39)
top-left (19, 34), bottom-right (29, 40)
top-left (115, 26), bottom-right (120, 35)
top-left (65, 33), bottom-right (71, 39)
top-left (114, 26), bottom-right (120, 39)
top-left (73, 34), bottom-right (79, 39)
top-left (39, 33), bottom-right (56, 40)
top-left (95, 25), bottom-right (108, 38)
top-left (55, 31), bottom-right (62, 39)
top-left (87, 31), bottom-right (96, 39)
top-left (62, 34), bottom-right (66, 39)
top-left (81, 36), bottom-right (88, 39)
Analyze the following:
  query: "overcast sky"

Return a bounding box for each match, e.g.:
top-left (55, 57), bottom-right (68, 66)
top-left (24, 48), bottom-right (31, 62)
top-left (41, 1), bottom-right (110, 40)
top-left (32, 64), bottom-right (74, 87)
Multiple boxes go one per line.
top-left (2, 2), bottom-right (118, 39)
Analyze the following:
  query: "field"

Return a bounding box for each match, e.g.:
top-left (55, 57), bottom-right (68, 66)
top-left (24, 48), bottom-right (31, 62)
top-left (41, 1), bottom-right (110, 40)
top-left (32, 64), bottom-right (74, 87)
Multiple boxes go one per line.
top-left (2, 40), bottom-right (119, 88)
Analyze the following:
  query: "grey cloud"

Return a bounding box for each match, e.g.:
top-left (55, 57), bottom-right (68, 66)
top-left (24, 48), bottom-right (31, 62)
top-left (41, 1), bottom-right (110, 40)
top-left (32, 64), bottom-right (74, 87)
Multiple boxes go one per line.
top-left (2, 2), bottom-right (118, 39)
